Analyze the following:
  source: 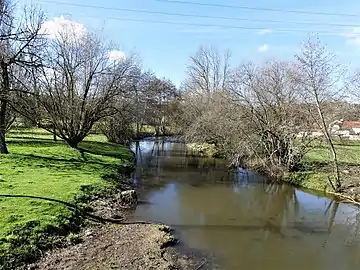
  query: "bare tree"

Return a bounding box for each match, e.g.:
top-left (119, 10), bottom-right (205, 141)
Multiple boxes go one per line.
top-left (295, 36), bottom-right (345, 191)
top-left (142, 76), bottom-right (177, 136)
top-left (99, 105), bottom-right (135, 146)
top-left (101, 70), bottom-right (178, 142)
top-left (228, 60), bottom-right (314, 176)
top-left (183, 45), bottom-right (231, 100)
top-left (347, 71), bottom-right (360, 121)
top-left (178, 46), bottom-right (233, 146)
top-left (132, 69), bottom-right (153, 136)
top-left (99, 71), bottom-right (139, 145)
top-left (0, 0), bottom-right (45, 154)
top-left (5, 104), bottom-right (15, 131)
top-left (16, 28), bottom-right (138, 148)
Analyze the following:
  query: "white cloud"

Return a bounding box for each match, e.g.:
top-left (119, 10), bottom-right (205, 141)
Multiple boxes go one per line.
top-left (40, 16), bottom-right (86, 40)
top-left (256, 28), bottom-right (273, 35)
top-left (343, 27), bottom-right (360, 46)
top-left (257, 44), bottom-right (269, 53)
top-left (108, 50), bottom-right (126, 61)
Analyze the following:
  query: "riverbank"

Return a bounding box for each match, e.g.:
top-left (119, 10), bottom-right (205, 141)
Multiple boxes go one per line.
top-left (0, 129), bottom-right (202, 269)
top-left (186, 142), bottom-right (219, 157)
top-left (33, 223), bottom-right (195, 269)
top-left (284, 141), bottom-right (360, 203)
top-left (187, 140), bottom-right (360, 204)
top-left (0, 129), bottom-right (135, 269)
top-left (29, 191), bottom-right (200, 270)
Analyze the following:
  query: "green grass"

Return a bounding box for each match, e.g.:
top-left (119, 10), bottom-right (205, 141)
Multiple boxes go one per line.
top-left (0, 128), bottom-right (133, 268)
top-left (186, 143), bottom-right (219, 158)
top-left (284, 140), bottom-right (360, 192)
top-left (284, 171), bottom-right (331, 191)
top-left (303, 141), bottom-right (360, 164)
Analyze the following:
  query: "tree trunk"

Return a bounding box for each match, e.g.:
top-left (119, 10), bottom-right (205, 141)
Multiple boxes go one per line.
top-left (0, 97), bottom-right (8, 154)
top-left (136, 122), bottom-right (140, 138)
top-left (53, 126), bottom-right (57, 141)
top-left (135, 85), bottom-right (140, 138)
top-left (316, 100), bottom-right (341, 191)
top-left (0, 61), bottom-right (9, 154)
top-left (66, 138), bottom-right (79, 148)
top-left (160, 115), bottom-right (166, 136)
top-left (155, 126), bottom-right (160, 137)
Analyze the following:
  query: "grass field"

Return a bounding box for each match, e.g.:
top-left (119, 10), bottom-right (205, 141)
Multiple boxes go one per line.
top-left (285, 141), bottom-right (360, 193)
top-left (0, 128), bottom-right (133, 268)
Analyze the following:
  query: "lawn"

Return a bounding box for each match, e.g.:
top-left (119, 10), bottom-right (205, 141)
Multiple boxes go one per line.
top-left (285, 140), bottom-right (360, 193)
top-left (0, 128), bottom-right (133, 268)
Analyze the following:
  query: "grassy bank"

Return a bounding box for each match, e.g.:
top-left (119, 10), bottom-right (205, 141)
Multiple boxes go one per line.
top-left (186, 143), bottom-right (219, 158)
top-left (186, 139), bottom-right (360, 201)
top-left (0, 129), bottom-right (134, 269)
top-left (284, 141), bottom-right (360, 200)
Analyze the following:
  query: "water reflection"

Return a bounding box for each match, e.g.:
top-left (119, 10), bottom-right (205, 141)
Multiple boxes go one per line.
top-left (132, 139), bottom-right (360, 270)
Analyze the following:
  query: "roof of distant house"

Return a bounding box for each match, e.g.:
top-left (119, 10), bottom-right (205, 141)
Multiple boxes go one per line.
top-left (342, 121), bottom-right (360, 129)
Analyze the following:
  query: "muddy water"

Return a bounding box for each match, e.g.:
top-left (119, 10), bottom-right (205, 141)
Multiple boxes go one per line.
top-left (131, 138), bottom-right (360, 270)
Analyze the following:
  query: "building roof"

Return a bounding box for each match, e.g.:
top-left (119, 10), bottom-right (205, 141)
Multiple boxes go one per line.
top-left (342, 121), bottom-right (360, 129)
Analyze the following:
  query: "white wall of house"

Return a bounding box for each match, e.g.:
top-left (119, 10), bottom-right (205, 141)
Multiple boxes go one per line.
top-left (351, 128), bottom-right (360, 134)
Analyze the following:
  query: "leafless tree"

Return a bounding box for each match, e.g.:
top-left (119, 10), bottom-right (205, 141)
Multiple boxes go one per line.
top-left (100, 106), bottom-right (135, 146)
top-left (295, 36), bottom-right (345, 191)
top-left (130, 69), bottom-right (155, 136)
top-left (178, 46), bottom-right (233, 146)
top-left (183, 45), bottom-right (231, 101)
top-left (0, 0), bottom-right (45, 154)
top-left (347, 70), bottom-right (360, 121)
top-left (99, 78), bottom-right (138, 145)
top-left (178, 45), bottom-right (326, 178)
top-left (142, 76), bottom-right (177, 136)
top-left (100, 70), bottom-right (178, 143)
top-left (228, 60), bottom-right (314, 176)
top-left (16, 28), bottom-right (138, 148)
top-left (4, 104), bottom-right (15, 130)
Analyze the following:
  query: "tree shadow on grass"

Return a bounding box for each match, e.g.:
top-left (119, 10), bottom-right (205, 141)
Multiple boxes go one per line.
top-left (12, 153), bottom-right (119, 171)
top-left (79, 141), bottom-right (133, 160)
top-left (8, 128), bottom-right (52, 136)
top-left (7, 136), bottom-right (56, 142)
top-left (7, 140), bottom-right (64, 148)
top-left (8, 136), bottom-right (132, 161)
top-left (0, 194), bottom-right (123, 224)
top-left (10, 152), bottom-right (135, 187)
top-left (21, 154), bottom-right (118, 166)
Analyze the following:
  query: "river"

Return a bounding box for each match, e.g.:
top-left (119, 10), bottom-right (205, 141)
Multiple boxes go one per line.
top-left (130, 138), bottom-right (360, 270)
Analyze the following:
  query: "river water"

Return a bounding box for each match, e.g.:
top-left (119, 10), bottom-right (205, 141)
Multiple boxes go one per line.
top-left (130, 138), bottom-right (360, 270)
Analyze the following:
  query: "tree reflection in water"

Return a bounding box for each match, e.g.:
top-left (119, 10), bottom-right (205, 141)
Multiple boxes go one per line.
top-left (132, 138), bottom-right (360, 270)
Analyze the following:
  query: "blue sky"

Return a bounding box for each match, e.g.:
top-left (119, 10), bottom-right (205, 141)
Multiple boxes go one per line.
top-left (21, 0), bottom-right (360, 86)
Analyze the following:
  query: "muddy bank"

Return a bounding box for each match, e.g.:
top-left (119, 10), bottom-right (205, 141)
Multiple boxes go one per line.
top-left (31, 224), bottom-right (195, 270)
top-left (28, 189), bottom-right (214, 270)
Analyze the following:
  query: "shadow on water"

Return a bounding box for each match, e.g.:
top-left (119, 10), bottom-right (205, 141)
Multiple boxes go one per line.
top-left (131, 138), bottom-right (360, 270)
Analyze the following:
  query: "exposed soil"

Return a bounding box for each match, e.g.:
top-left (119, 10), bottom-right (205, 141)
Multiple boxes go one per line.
top-left (31, 223), bottom-right (197, 270)
top-left (27, 190), bottom-right (216, 270)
